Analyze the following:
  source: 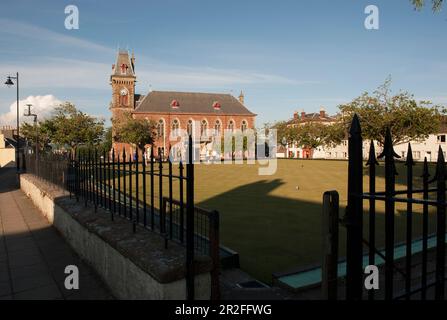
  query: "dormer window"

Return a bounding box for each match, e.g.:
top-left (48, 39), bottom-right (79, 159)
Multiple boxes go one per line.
top-left (212, 101), bottom-right (221, 110)
top-left (171, 99), bottom-right (180, 108)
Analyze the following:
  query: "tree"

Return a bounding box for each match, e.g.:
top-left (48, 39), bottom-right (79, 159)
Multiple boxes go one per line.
top-left (20, 102), bottom-right (103, 154)
top-left (412, 0), bottom-right (443, 11)
top-left (272, 121), bottom-right (295, 147)
top-left (294, 122), bottom-right (328, 149)
top-left (21, 119), bottom-right (56, 152)
top-left (321, 120), bottom-right (347, 147)
top-left (51, 102), bottom-right (105, 153)
top-left (338, 79), bottom-right (442, 145)
top-left (113, 112), bottom-right (157, 152)
top-left (99, 127), bottom-right (113, 152)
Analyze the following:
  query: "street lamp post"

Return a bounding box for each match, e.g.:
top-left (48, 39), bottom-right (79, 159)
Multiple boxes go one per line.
top-left (4, 72), bottom-right (20, 173)
top-left (24, 103), bottom-right (38, 161)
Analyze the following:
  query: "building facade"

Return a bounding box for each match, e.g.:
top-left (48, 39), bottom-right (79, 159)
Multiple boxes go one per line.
top-left (0, 126), bottom-right (18, 168)
top-left (277, 110), bottom-right (447, 162)
top-left (278, 108), bottom-right (338, 159)
top-left (110, 50), bottom-right (256, 158)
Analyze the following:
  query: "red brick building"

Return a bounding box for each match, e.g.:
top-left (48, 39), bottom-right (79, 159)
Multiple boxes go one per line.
top-left (110, 50), bottom-right (256, 157)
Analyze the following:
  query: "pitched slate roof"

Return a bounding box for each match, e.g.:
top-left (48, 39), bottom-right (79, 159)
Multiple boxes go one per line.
top-left (134, 91), bottom-right (256, 115)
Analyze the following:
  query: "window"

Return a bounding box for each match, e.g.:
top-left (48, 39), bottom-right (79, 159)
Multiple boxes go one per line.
top-left (157, 119), bottom-right (165, 138)
top-left (214, 120), bottom-right (221, 135)
top-left (187, 120), bottom-right (193, 135)
top-left (171, 119), bottom-right (180, 136)
top-left (413, 151), bottom-right (421, 160)
top-left (228, 120), bottom-right (234, 132)
top-left (438, 135), bottom-right (446, 143)
top-left (201, 119), bottom-right (208, 136)
top-left (241, 120), bottom-right (248, 132)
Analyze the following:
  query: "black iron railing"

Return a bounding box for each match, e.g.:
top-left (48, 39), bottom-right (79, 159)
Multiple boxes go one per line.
top-left (323, 115), bottom-right (447, 300)
top-left (24, 137), bottom-right (219, 300)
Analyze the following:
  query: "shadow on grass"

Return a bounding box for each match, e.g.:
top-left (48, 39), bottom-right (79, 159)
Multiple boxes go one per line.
top-left (196, 177), bottom-right (437, 285)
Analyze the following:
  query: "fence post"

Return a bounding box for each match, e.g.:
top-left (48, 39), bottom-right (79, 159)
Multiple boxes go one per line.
top-left (435, 146), bottom-right (445, 300)
top-left (421, 157), bottom-right (429, 300)
top-left (209, 210), bottom-right (220, 300)
top-left (345, 114), bottom-right (363, 300)
top-left (321, 190), bottom-right (339, 300)
top-left (378, 128), bottom-right (398, 300)
top-left (158, 148), bottom-right (163, 232)
top-left (186, 134), bottom-right (195, 300)
top-left (75, 150), bottom-right (80, 202)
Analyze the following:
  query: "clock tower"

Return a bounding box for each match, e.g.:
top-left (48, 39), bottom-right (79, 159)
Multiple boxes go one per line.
top-left (110, 50), bottom-right (137, 154)
top-left (110, 50), bottom-right (136, 122)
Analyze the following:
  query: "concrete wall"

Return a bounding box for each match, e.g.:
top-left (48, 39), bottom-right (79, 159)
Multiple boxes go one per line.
top-left (0, 148), bottom-right (15, 168)
top-left (20, 174), bottom-right (211, 300)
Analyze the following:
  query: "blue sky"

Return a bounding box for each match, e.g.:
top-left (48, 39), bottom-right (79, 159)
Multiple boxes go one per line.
top-left (0, 0), bottom-right (446, 126)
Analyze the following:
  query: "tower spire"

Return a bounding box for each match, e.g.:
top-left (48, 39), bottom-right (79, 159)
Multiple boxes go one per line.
top-left (238, 90), bottom-right (245, 104)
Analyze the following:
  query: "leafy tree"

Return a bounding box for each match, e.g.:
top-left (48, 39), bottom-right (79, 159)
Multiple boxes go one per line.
top-left (338, 79), bottom-right (442, 145)
top-left (294, 122), bottom-right (328, 149)
top-left (21, 120), bottom-right (56, 152)
top-left (273, 119), bottom-right (344, 150)
top-left (273, 121), bottom-right (295, 147)
top-left (99, 127), bottom-right (113, 152)
top-left (20, 103), bottom-right (103, 154)
top-left (113, 112), bottom-right (157, 152)
top-left (322, 120), bottom-right (347, 147)
top-left (51, 102), bottom-right (105, 153)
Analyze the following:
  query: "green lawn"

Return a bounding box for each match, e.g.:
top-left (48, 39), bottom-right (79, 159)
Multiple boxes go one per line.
top-left (117, 159), bottom-right (438, 284)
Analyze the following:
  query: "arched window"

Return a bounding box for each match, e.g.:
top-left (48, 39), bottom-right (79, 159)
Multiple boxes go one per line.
top-left (172, 119), bottom-right (180, 136)
top-left (157, 119), bottom-right (165, 138)
top-left (187, 119), bottom-right (193, 135)
top-left (201, 119), bottom-right (208, 136)
top-left (241, 120), bottom-right (248, 132)
top-left (214, 119), bottom-right (221, 135)
top-left (228, 120), bottom-right (234, 132)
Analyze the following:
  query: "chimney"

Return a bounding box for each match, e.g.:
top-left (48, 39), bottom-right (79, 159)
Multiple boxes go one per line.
top-left (301, 110), bottom-right (306, 119)
top-left (238, 90), bottom-right (244, 104)
top-left (293, 112), bottom-right (298, 120)
top-left (320, 107), bottom-right (326, 118)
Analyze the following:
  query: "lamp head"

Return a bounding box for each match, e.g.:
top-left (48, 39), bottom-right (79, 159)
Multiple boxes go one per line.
top-left (4, 76), bottom-right (14, 87)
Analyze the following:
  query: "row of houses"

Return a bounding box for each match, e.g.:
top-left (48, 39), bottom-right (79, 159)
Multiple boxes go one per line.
top-left (276, 109), bottom-right (447, 162)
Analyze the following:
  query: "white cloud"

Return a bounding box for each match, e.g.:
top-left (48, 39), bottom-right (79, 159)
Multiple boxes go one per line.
top-left (0, 95), bottom-right (62, 126)
top-left (0, 57), bottom-right (310, 91)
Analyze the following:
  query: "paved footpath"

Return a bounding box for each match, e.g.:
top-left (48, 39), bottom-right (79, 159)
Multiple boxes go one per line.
top-left (0, 168), bottom-right (113, 300)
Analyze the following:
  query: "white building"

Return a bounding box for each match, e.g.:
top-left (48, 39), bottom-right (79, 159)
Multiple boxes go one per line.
top-left (277, 111), bottom-right (447, 162)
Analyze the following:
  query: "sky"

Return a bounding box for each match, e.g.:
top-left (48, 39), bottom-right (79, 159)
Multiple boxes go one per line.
top-left (0, 0), bottom-right (446, 127)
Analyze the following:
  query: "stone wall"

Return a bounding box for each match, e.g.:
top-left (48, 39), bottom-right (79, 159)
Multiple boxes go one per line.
top-left (20, 174), bottom-right (212, 300)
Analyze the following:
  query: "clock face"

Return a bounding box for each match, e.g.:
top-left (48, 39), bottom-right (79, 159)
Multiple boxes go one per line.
top-left (120, 89), bottom-right (127, 96)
